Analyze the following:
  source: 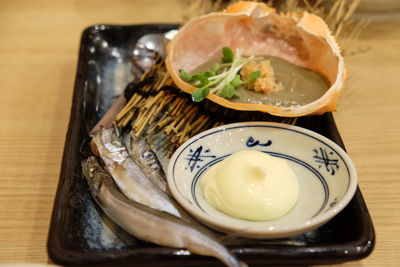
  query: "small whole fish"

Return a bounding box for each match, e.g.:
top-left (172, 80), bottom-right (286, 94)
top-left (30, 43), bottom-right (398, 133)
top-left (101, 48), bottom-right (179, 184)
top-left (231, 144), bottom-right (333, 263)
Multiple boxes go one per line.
top-left (82, 156), bottom-right (247, 267)
top-left (123, 134), bottom-right (171, 196)
top-left (92, 127), bottom-right (181, 217)
top-left (92, 126), bottom-right (213, 228)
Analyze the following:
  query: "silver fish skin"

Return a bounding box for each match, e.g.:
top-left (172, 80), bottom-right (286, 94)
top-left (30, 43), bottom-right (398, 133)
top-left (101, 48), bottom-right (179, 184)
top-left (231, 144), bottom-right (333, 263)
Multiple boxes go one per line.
top-left (92, 127), bottom-right (181, 217)
top-left (123, 134), bottom-right (170, 196)
top-left (82, 156), bottom-right (247, 267)
top-left (94, 127), bottom-right (220, 230)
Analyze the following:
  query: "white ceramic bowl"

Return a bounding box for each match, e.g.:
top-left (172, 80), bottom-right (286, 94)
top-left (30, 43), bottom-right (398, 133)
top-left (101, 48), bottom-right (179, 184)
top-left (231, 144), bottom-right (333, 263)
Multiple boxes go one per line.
top-left (167, 122), bottom-right (358, 239)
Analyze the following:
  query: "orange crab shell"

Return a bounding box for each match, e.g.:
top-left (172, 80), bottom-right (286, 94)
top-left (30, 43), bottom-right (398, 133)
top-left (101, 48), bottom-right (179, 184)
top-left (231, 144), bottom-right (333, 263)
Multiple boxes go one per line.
top-left (165, 1), bottom-right (347, 117)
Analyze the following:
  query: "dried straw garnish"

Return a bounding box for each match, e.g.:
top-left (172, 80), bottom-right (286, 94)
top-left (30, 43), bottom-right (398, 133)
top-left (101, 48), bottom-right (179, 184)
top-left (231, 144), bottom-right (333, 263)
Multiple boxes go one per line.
top-left (278, 0), bottom-right (370, 55)
top-left (114, 61), bottom-right (220, 148)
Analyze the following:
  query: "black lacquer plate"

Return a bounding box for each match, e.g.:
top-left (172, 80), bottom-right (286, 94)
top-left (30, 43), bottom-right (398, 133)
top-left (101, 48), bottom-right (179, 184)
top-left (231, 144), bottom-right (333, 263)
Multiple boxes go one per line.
top-left (47, 24), bottom-right (375, 266)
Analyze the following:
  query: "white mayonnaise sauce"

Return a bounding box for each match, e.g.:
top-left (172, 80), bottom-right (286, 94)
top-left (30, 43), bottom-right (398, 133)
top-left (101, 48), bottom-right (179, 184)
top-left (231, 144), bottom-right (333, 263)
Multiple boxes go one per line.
top-left (200, 150), bottom-right (299, 221)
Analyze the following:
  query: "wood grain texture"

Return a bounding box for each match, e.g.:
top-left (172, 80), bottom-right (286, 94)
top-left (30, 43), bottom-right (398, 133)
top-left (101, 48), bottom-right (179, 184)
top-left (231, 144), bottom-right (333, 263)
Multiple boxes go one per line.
top-left (0, 0), bottom-right (399, 265)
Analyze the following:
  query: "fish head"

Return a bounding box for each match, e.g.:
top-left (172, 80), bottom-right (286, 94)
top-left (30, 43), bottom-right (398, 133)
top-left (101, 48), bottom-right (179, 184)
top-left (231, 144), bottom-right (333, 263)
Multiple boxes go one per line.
top-left (81, 156), bottom-right (107, 196)
top-left (94, 127), bottom-right (130, 166)
top-left (141, 150), bottom-right (160, 171)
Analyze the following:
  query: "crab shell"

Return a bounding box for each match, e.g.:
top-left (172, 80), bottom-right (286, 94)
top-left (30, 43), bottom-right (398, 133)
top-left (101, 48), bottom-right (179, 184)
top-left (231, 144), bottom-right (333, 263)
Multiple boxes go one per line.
top-left (165, 1), bottom-right (347, 117)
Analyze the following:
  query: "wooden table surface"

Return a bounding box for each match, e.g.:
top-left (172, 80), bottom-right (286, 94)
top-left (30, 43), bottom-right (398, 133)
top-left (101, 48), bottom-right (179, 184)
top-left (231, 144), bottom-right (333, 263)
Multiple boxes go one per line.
top-left (0, 0), bottom-right (399, 266)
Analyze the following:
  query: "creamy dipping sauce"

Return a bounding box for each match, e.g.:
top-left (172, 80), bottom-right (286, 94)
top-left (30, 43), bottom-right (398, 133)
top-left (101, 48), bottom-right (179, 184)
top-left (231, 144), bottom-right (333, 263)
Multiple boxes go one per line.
top-left (200, 150), bottom-right (299, 221)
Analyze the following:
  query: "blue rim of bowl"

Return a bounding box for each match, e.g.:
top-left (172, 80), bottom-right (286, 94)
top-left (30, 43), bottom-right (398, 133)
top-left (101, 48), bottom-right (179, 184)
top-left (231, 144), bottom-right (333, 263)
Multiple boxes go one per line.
top-left (167, 122), bottom-right (357, 237)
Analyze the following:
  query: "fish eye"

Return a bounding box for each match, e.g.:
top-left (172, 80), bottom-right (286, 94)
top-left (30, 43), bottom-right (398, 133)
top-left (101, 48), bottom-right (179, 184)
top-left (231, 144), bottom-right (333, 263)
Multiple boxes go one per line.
top-left (111, 140), bottom-right (122, 146)
top-left (143, 151), bottom-right (154, 160)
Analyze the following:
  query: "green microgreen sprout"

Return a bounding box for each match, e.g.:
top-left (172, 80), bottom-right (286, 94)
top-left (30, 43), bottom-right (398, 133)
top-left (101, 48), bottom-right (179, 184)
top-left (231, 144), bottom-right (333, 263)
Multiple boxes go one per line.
top-left (179, 69), bottom-right (192, 82)
top-left (221, 46), bottom-right (234, 63)
top-left (179, 46), bottom-right (262, 102)
top-left (192, 87), bottom-right (210, 102)
top-left (248, 71), bottom-right (261, 82)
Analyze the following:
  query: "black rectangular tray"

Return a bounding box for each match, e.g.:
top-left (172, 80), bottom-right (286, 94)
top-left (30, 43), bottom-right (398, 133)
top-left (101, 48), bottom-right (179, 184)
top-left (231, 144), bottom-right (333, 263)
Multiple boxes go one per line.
top-left (47, 24), bottom-right (375, 266)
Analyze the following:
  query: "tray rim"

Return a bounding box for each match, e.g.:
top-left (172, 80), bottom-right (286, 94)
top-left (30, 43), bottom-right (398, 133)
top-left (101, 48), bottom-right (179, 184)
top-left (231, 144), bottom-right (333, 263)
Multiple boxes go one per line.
top-left (47, 23), bottom-right (375, 266)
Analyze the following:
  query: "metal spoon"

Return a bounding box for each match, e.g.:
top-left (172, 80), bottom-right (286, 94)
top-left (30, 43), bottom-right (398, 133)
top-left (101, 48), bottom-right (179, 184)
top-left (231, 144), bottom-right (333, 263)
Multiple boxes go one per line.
top-left (132, 29), bottom-right (178, 71)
